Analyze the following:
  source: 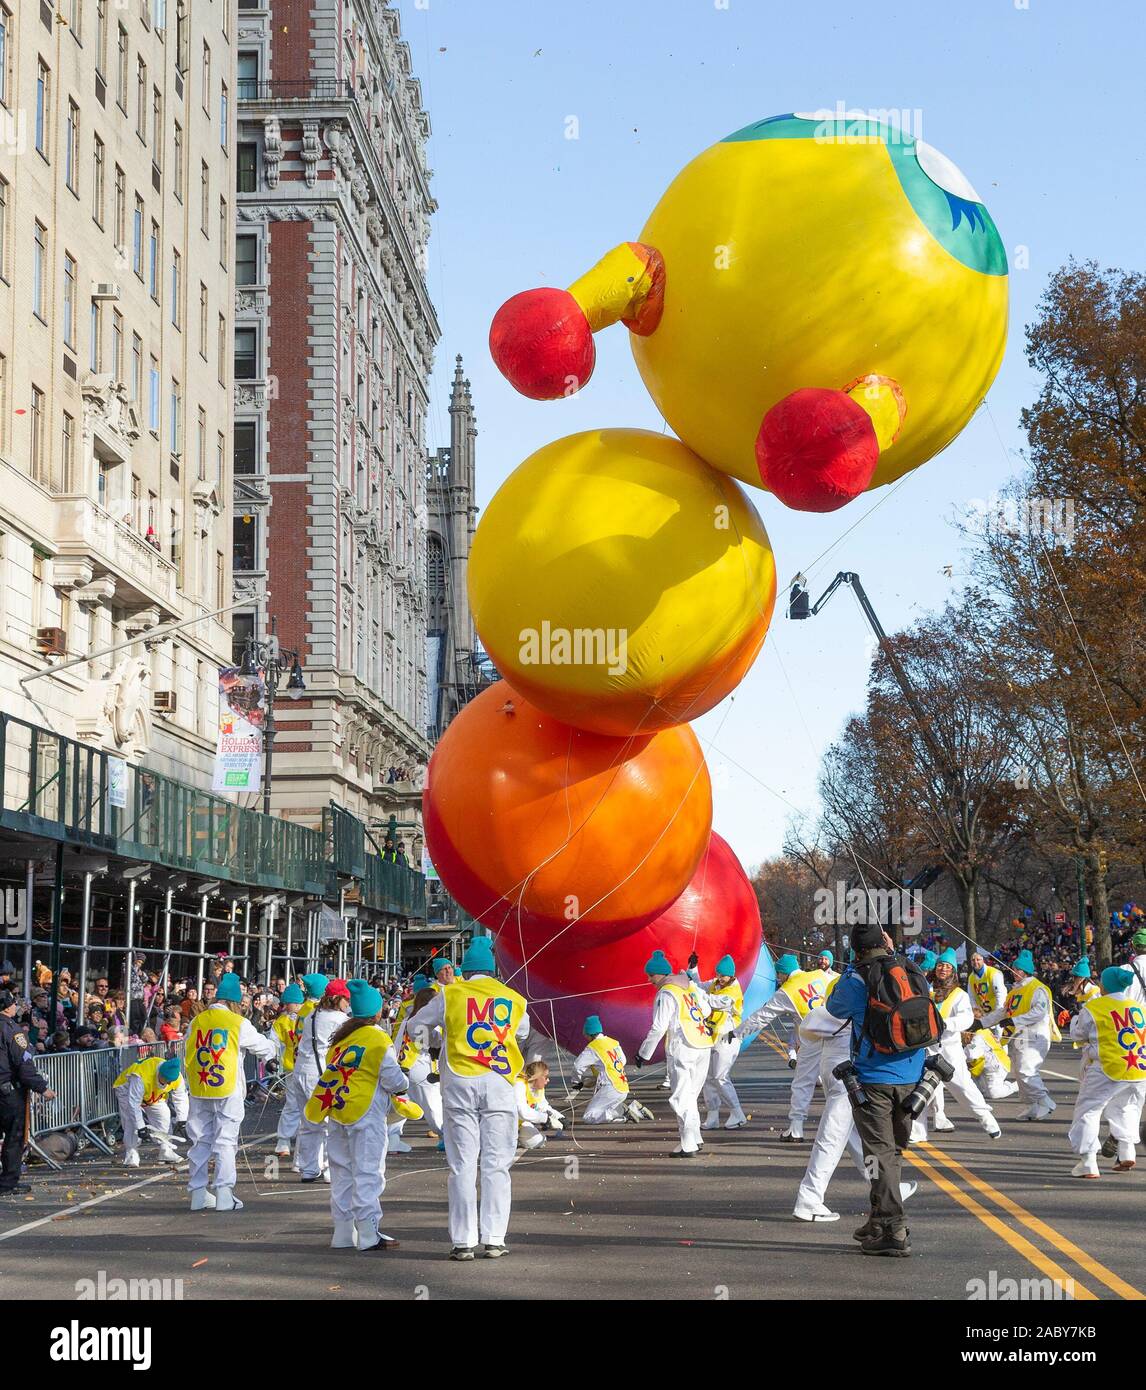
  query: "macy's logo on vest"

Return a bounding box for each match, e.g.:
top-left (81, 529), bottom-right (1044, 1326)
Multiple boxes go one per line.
top-left (193, 1027), bottom-right (230, 1088)
top-left (465, 995), bottom-right (516, 1075)
top-left (314, 1043), bottom-right (366, 1111)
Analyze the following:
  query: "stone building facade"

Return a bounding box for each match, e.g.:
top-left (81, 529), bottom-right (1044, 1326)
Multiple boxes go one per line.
top-left (0, 0), bottom-right (236, 783)
top-left (232, 0), bottom-right (439, 831)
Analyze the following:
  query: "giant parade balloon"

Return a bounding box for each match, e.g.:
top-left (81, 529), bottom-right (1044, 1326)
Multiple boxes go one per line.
top-left (423, 680), bottom-right (712, 944)
top-left (490, 111), bottom-right (1007, 512)
top-left (468, 428), bottom-right (776, 737)
top-left (497, 833), bottom-right (768, 1059)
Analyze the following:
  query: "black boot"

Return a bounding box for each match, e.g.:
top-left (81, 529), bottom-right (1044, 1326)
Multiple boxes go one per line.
top-left (853, 1214), bottom-right (879, 1243)
top-left (861, 1222), bottom-right (911, 1257)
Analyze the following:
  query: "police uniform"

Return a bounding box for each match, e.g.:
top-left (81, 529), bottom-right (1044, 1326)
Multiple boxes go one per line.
top-left (0, 1011), bottom-right (49, 1193)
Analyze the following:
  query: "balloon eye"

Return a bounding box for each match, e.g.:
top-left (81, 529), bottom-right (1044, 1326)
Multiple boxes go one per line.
top-left (914, 139), bottom-right (982, 203)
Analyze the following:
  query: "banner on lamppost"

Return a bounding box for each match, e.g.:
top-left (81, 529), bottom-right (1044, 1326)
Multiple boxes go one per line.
top-left (213, 666), bottom-right (266, 794)
top-left (422, 849), bottom-right (439, 881)
top-left (108, 757), bottom-right (128, 809)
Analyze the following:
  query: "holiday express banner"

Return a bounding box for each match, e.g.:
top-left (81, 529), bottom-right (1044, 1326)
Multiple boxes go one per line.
top-left (212, 667), bottom-right (266, 794)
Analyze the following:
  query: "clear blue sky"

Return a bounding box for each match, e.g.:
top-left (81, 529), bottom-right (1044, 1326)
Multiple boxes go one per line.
top-left (399, 0), bottom-right (1143, 872)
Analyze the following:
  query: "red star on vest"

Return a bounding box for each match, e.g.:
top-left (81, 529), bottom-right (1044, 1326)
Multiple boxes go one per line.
top-left (319, 1087), bottom-right (338, 1110)
top-left (197, 1069), bottom-right (210, 1084)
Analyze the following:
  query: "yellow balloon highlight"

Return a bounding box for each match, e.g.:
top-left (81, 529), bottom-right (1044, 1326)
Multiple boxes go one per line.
top-left (468, 428), bottom-right (776, 737)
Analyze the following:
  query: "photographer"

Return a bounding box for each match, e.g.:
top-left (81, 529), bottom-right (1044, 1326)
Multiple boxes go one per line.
top-left (824, 924), bottom-right (937, 1258)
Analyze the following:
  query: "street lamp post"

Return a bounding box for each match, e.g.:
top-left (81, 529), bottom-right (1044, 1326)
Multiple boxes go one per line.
top-left (240, 615), bottom-right (306, 817)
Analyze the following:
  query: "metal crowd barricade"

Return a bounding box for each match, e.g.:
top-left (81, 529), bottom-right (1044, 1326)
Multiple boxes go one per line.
top-left (27, 1039), bottom-right (182, 1170)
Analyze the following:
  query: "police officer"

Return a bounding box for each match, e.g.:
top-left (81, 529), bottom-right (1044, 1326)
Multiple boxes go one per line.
top-left (0, 988), bottom-right (56, 1196)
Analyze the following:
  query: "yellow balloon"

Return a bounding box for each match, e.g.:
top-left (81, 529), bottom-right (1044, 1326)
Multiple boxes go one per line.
top-left (468, 428), bottom-right (776, 736)
top-left (631, 117), bottom-right (1008, 491)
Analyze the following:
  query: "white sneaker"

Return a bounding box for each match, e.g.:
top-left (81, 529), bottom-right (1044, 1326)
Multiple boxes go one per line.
top-left (189, 1188), bottom-right (217, 1211)
top-left (390, 1139), bottom-right (413, 1154)
top-left (725, 1115), bottom-right (748, 1129)
top-left (701, 1117), bottom-right (720, 1131)
top-left (274, 1144), bottom-right (291, 1158)
top-left (1000, 1082), bottom-right (1020, 1098)
top-left (1029, 1099), bottom-right (1057, 1121)
top-left (899, 1180), bottom-right (918, 1202)
top-left (933, 1118), bottom-right (956, 1132)
top-left (158, 1147), bottom-right (183, 1165)
top-left (331, 1222), bottom-right (358, 1249)
top-left (780, 1125), bottom-right (804, 1142)
top-left (214, 1186), bottom-right (244, 1211)
top-left (793, 1203), bottom-right (840, 1222)
top-left (1071, 1155), bottom-right (1100, 1179)
top-left (123, 1148), bottom-right (140, 1168)
top-left (909, 1122), bottom-right (927, 1144)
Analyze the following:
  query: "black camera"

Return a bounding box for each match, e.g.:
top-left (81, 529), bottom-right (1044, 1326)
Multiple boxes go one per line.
top-left (832, 1058), bottom-right (869, 1108)
top-left (903, 1054), bottom-right (956, 1117)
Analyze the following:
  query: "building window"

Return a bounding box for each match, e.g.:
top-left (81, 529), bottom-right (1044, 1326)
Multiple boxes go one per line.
top-left (0, 6), bottom-right (11, 108)
top-left (63, 255), bottom-right (77, 347)
top-left (232, 611), bottom-right (254, 667)
top-left (199, 283), bottom-right (208, 357)
top-left (0, 177), bottom-right (8, 282)
top-left (202, 42), bottom-right (211, 114)
top-left (89, 300), bottom-right (102, 371)
top-left (33, 223), bottom-right (47, 321)
top-left (148, 219), bottom-right (159, 297)
top-left (152, 0), bottom-right (166, 32)
top-left (237, 143), bottom-right (257, 193)
top-left (218, 313), bottom-right (227, 383)
top-left (219, 199), bottom-right (228, 268)
top-left (170, 379), bottom-right (181, 455)
top-left (173, 122), bottom-right (184, 197)
top-left (148, 357), bottom-right (160, 432)
top-left (136, 57), bottom-right (147, 141)
top-left (197, 407), bottom-right (207, 478)
top-left (95, 1), bottom-right (108, 75)
top-left (114, 166), bottom-right (126, 250)
top-left (92, 137), bottom-right (105, 225)
top-left (30, 387), bottom-right (44, 483)
top-left (111, 309), bottom-right (123, 381)
top-left (216, 431), bottom-right (225, 482)
top-left (116, 26), bottom-right (128, 110)
top-left (62, 413), bottom-right (75, 492)
top-left (133, 196), bottom-right (144, 277)
top-left (237, 51), bottom-right (259, 101)
top-left (234, 420), bottom-right (257, 474)
top-left (152, 87), bottom-right (163, 169)
top-left (233, 513), bottom-right (257, 571)
top-left (220, 82), bottom-right (229, 149)
top-left (235, 234), bottom-right (258, 286)
top-left (36, 60), bottom-right (51, 157)
top-left (234, 327), bottom-right (257, 380)
top-left (66, 102), bottom-right (80, 193)
top-left (131, 333), bottom-right (143, 402)
top-left (171, 248), bottom-right (181, 326)
top-left (200, 161), bottom-right (210, 233)
top-left (216, 551), bottom-right (225, 608)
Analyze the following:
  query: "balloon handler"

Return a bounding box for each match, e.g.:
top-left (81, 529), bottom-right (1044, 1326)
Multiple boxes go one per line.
top-left (305, 979), bottom-right (411, 1250)
top-left (634, 951), bottom-right (714, 1157)
top-left (571, 1015), bottom-right (652, 1124)
top-left (113, 1054), bottom-right (188, 1167)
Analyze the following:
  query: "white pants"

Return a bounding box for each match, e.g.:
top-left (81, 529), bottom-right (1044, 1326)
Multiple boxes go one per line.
top-left (789, 1036), bottom-right (822, 1124)
top-left (583, 1080), bottom-right (628, 1123)
top-left (1011, 1030), bottom-right (1051, 1107)
top-left (327, 1110), bottom-right (389, 1227)
top-left (518, 1122), bottom-right (547, 1150)
top-left (796, 1070), bottom-right (866, 1212)
top-left (667, 1044), bottom-right (710, 1153)
top-left (406, 1055), bottom-right (444, 1132)
top-left (442, 1072), bottom-right (517, 1248)
top-left (703, 1035), bottom-right (745, 1123)
top-left (275, 1068), bottom-right (304, 1144)
top-left (118, 1095), bottom-right (177, 1155)
top-left (975, 1060), bottom-right (1019, 1100)
top-left (187, 1093), bottom-right (244, 1192)
top-left (1068, 1069), bottom-right (1146, 1156)
top-left (916, 1045), bottom-right (997, 1135)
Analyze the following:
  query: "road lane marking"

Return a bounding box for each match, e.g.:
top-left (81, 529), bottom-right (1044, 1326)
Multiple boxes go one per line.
top-left (902, 1147), bottom-right (1098, 1299)
top-left (921, 1142), bottom-right (1146, 1301)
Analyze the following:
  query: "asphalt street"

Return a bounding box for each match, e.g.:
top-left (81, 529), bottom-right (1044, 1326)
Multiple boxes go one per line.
top-left (3, 1039), bottom-right (1143, 1302)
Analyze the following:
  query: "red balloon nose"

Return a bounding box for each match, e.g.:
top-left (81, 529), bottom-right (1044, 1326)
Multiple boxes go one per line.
top-left (489, 288), bottom-right (595, 400)
top-left (756, 387), bottom-right (880, 512)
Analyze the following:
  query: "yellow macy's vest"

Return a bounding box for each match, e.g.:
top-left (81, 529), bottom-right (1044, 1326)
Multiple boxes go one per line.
top-left (1083, 996), bottom-right (1146, 1083)
top-left (304, 1023), bottom-right (396, 1125)
top-left (272, 1012), bottom-right (300, 1072)
top-left (1005, 977), bottom-right (1061, 1042)
top-left (968, 1028), bottom-right (1011, 1078)
top-left (780, 969), bottom-right (836, 1019)
top-left (969, 966), bottom-right (1004, 1013)
top-left (589, 1035), bottom-right (629, 1093)
top-left (707, 979), bottom-right (744, 1034)
top-left (936, 986), bottom-right (969, 1023)
top-left (444, 977), bottom-right (527, 1083)
top-left (185, 1006), bottom-right (241, 1099)
top-left (113, 1056), bottom-right (182, 1106)
top-left (663, 982), bottom-right (714, 1049)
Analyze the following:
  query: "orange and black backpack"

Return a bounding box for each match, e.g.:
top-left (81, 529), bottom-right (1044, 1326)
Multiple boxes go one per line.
top-left (856, 955), bottom-right (942, 1054)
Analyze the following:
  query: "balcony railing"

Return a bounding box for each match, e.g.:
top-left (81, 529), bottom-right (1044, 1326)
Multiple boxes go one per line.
top-left (0, 714), bottom-right (424, 918)
top-left (237, 79), bottom-right (353, 104)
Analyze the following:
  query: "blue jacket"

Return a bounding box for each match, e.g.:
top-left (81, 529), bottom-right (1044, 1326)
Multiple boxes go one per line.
top-left (825, 963), bottom-right (926, 1085)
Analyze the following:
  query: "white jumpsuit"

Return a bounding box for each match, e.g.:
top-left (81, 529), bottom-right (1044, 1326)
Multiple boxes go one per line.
top-left (964, 1032), bottom-right (1019, 1100)
top-left (295, 1007), bottom-right (347, 1178)
top-left (573, 1042), bottom-right (629, 1123)
top-left (638, 974), bottom-right (713, 1154)
top-left (325, 1035), bottom-right (409, 1243)
top-left (914, 987), bottom-right (999, 1139)
top-left (515, 1081), bottom-right (563, 1149)
top-left (792, 1007), bottom-right (868, 1216)
top-left (410, 978), bottom-right (531, 1249)
top-left (1068, 996), bottom-right (1146, 1164)
top-left (737, 985), bottom-right (823, 1135)
top-left (983, 978), bottom-right (1054, 1114)
top-left (186, 1018), bottom-right (276, 1194)
top-left (272, 1012), bottom-right (303, 1150)
top-left (691, 977), bottom-right (746, 1127)
top-left (116, 1072), bottom-right (188, 1162)
top-left (392, 1014), bottom-right (445, 1134)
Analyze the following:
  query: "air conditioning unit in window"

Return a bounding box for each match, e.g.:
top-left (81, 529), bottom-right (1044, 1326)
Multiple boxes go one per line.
top-left (92, 283), bottom-right (122, 302)
top-left (36, 627), bottom-right (67, 657)
top-left (152, 690), bottom-right (177, 714)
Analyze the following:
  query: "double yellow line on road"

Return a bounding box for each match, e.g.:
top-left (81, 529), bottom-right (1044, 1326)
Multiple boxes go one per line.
top-left (905, 1141), bottom-right (1145, 1301)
